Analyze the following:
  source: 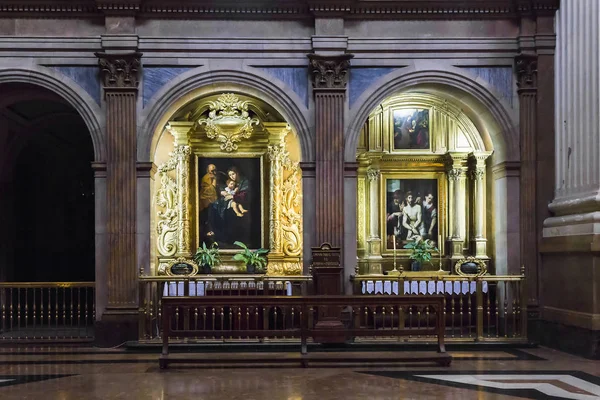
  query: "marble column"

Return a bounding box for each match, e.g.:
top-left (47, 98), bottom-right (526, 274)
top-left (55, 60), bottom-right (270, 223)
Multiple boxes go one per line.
top-left (470, 152), bottom-right (490, 258)
top-left (308, 54), bottom-right (352, 248)
top-left (540, 0), bottom-right (600, 358)
top-left (515, 53), bottom-right (538, 305)
top-left (446, 153), bottom-right (468, 258)
top-left (366, 168), bottom-right (382, 257)
top-left (95, 52), bottom-right (142, 343)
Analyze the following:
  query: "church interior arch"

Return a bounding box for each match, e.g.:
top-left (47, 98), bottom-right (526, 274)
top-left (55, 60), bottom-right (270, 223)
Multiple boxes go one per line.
top-left (355, 88), bottom-right (513, 276)
top-left (150, 91), bottom-right (304, 277)
top-left (0, 83), bottom-right (95, 283)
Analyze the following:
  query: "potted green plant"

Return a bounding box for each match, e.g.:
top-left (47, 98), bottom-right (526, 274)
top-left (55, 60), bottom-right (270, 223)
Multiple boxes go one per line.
top-left (193, 242), bottom-right (221, 274)
top-left (403, 237), bottom-right (438, 271)
top-left (232, 241), bottom-right (269, 274)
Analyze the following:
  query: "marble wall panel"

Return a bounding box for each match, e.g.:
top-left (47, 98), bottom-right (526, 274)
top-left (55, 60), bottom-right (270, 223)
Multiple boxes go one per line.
top-left (348, 67), bottom-right (396, 108)
top-left (462, 67), bottom-right (513, 106)
top-left (52, 66), bottom-right (101, 105)
top-left (259, 67), bottom-right (308, 107)
top-left (142, 67), bottom-right (194, 107)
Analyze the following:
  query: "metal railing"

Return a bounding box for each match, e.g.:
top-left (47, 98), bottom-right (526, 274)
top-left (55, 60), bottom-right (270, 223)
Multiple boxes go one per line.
top-left (0, 282), bottom-right (95, 341)
top-left (352, 274), bottom-right (527, 342)
top-left (138, 275), bottom-right (312, 341)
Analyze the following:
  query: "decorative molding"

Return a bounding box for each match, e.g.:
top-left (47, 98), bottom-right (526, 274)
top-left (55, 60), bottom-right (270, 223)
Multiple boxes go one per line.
top-left (515, 53), bottom-right (538, 90)
top-left (0, 1), bottom-right (559, 18)
top-left (308, 54), bottom-right (353, 90)
top-left (96, 52), bottom-right (142, 89)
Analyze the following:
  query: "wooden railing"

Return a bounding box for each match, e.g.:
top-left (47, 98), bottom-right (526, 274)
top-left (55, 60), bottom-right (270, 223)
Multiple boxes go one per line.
top-left (0, 282), bottom-right (95, 342)
top-left (352, 274), bottom-right (527, 342)
top-left (159, 295), bottom-right (449, 368)
top-left (138, 275), bottom-right (312, 341)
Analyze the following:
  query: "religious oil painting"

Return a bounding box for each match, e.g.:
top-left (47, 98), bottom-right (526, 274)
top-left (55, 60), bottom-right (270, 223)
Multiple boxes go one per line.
top-left (197, 157), bottom-right (262, 250)
top-left (385, 178), bottom-right (439, 250)
top-left (392, 108), bottom-right (430, 150)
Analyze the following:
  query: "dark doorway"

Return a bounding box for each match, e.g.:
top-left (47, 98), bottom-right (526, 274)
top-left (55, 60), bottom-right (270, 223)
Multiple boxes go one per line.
top-left (0, 83), bottom-right (95, 282)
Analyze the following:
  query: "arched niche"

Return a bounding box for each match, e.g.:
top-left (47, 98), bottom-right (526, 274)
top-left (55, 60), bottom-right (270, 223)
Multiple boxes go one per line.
top-left (151, 92), bottom-right (303, 276)
top-left (356, 90), bottom-right (494, 275)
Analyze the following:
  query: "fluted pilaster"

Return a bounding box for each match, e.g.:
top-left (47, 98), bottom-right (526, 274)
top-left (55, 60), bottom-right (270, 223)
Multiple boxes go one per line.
top-left (516, 53), bottom-right (538, 305)
top-left (97, 52), bottom-right (141, 311)
top-left (309, 54), bottom-right (352, 248)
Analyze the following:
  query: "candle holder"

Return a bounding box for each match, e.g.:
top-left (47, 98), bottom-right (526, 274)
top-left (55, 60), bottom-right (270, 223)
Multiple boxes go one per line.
top-left (388, 236), bottom-right (401, 276)
top-left (437, 235), bottom-right (444, 273)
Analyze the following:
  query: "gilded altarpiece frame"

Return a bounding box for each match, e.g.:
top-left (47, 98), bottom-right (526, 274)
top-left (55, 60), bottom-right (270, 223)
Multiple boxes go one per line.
top-left (380, 171), bottom-right (446, 256)
top-left (154, 94), bottom-right (303, 276)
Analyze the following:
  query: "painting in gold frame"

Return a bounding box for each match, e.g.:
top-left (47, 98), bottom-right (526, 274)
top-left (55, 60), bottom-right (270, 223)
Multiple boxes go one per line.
top-left (382, 173), bottom-right (445, 254)
top-left (196, 155), bottom-right (265, 251)
top-left (392, 108), bottom-right (431, 151)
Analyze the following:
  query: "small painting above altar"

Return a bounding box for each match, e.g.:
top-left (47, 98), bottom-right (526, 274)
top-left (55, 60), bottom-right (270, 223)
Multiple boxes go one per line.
top-left (386, 178), bottom-right (439, 249)
top-left (198, 157), bottom-right (262, 250)
top-left (392, 108), bottom-right (430, 150)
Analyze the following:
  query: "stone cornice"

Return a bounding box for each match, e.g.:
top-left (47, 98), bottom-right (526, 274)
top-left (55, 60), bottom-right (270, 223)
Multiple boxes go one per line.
top-left (0, 0), bottom-right (560, 19)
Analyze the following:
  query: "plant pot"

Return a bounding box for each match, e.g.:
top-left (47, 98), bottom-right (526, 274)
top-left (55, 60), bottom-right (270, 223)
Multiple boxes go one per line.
top-left (410, 260), bottom-right (421, 272)
top-left (246, 263), bottom-right (256, 274)
top-left (201, 264), bottom-right (212, 274)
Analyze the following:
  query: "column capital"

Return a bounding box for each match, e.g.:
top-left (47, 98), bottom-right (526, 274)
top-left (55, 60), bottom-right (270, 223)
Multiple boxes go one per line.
top-left (366, 168), bottom-right (380, 182)
top-left (96, 51), bottom-right (142, 89)
top-left (166, 122), bottom-right (194, 147)
top-left (308, 53), bottom-right (353, 89)
top-left (515, 53), bottom-right (538, 91)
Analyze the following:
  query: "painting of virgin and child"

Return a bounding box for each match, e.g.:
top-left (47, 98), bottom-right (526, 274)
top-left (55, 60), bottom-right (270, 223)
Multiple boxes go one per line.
top-left (198, 157), bottom-right (262, 249)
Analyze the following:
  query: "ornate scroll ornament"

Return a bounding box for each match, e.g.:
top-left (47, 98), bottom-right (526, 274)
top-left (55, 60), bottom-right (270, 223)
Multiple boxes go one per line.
top-left (308, 54), bottom-right (353, 89)
top-left (197, 93), bottom-right (260, 152)
top-left (96, 52), bottom-right (142, 88)
top-left (366, 168), bottom-right (380, 181)
top-left (156, 149), bottom-right (179, 257)
top-left (515, 53), bottom-right (538, 89)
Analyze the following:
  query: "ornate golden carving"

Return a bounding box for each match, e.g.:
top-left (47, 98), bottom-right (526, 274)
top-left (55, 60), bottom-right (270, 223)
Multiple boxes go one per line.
top-left (166, 257), bottom-right (200, 276)
top-left (454, 257), bottom-right (487, 276)
top-left (174, 145), bottom-right (192, 255)
top-left (357, 176), bottom-right (367, 251)
top-left (267, 128), bottom-right (303, 260)
top-left (196, 93), bottom-right (260, 152)
top-left (156, 150), bottom-right (179, 257)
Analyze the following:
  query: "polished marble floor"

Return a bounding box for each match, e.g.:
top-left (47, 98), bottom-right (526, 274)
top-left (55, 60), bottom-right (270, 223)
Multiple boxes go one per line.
top-left (0, 346), bottom-right (598, 399)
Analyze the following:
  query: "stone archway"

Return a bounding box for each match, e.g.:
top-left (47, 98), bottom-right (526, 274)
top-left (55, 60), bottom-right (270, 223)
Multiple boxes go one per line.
top-left (139, 66), bottom-right (312, 163)
top-left (0, 83), bottom-right (96, 283)
top-left (343, 66), bottom-right (521, 278)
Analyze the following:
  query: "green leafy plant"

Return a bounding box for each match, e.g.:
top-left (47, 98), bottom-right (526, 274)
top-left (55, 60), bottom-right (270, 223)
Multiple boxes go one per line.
top-left (193, 242), bottom-right (221, 269)
top-left (403, 237), bottom-right (438, 265)
top-left (233, 241), bottom-right (269, 273)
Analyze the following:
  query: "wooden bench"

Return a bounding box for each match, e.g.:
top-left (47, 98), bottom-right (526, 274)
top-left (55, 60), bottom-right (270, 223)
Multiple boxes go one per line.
top-left (159, 295), bottom-right (451, 368)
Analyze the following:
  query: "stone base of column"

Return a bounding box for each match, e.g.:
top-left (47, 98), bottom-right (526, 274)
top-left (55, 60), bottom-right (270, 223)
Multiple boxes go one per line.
top-left (367, 237), bottom-right (382, 257)
top-left (364, 260), bottom-right (383, 275)
top-left (539, 232), bottom-right (600, 358)
top-left (94, 308), bottom-right (138, 346)
top-left (449, 238), bottom-right (464, 259)
top-left (470, 238), bottom-right (488, 258)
